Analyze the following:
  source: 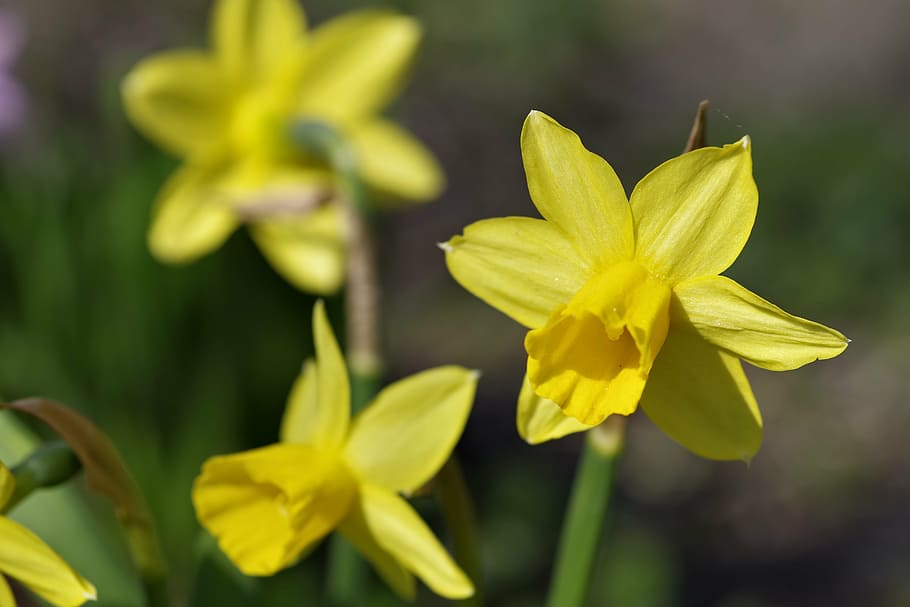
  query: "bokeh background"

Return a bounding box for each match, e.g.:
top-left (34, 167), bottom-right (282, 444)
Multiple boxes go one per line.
top-left (1, 0), bottom-right (909, 605)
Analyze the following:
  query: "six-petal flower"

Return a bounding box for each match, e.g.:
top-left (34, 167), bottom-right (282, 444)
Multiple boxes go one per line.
top-left (193, 301), bottom-right (477, 599)
top-left (444, 110), bottom-right (848, 460)
top-left (122, 0), bottom-right (444, 293)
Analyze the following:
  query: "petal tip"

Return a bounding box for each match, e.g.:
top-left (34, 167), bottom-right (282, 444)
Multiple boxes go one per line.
top-left (468, 368), bottom-right (483, 380)
top-left (524, 108), bottom-right (554, 126)
top-left (437, 240), bottom-right (454, 253)
top-left (740, 135), bottom-right (751, 150)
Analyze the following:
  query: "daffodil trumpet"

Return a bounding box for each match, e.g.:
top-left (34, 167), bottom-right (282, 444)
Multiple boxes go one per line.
top-left (193, 302), bottom-right (478, 601)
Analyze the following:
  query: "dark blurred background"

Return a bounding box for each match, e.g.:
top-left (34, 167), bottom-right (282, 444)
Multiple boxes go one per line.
top-left (1, 0), bottom-right (909, 605)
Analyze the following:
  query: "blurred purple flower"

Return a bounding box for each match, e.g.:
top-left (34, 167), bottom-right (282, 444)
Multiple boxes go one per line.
top-left (0, 10), bottom-right (25, 136)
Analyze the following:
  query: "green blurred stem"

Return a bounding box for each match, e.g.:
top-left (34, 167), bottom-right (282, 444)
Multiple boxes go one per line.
top-left (436, 458), bottom-right (484, 606)
top-left (2, 441), bottom-right (81, 514)
top-left (545, 418), bottom-right (626, 607)
top-left (292, 120), bottom-right (380, 606)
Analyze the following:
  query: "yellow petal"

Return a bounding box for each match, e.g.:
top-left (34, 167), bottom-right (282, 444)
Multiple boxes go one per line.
top-left (345, 366), bottom-right (477, 494)
top-left (357, 484), bottom-right (473, 599)
top-left (148, 163), bottom-right (239, 264)
top-left (640, 327), bottom-right (763, 461)
top-left (251, 203), bottom-right (346, 294)
top-left (0, 576), bottom-right (13, 607)
top-left (517, 374), bottom-right (593, 444)
top-left (211, 0), bottom-right (307, 82)
top-left (338, 507), bottom-right (416, 600)
top-left (122, 50), bottom-right (230, 157)
top-left (280, 302), bottom-right (350, 448)
top-left (673, 275), bottom-right (849, 371)
top-left (192, 443), bottom-right (356, 576)
top-left (630, 137), bottom-right (757, 283)
top-left (520, 111), bottom-right (634, 269)
top-left (0, 517), bottom-right (97, 607)
top-left (279, 359), bottom-right (317, 443)
top-left (526, 262), bottom-right (671, 425)
top-left (297, 11), bottom-right (420, 123)
top-left (0, 462), bottom-right (13, 509)
top-left (349, 119), bottom-right (444, 203)
top-left (444, 217), bottom-right (592, 329)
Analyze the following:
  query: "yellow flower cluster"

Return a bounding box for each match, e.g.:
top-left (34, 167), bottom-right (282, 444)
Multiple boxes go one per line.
top-left (116, 1), bottom-right (851, 602)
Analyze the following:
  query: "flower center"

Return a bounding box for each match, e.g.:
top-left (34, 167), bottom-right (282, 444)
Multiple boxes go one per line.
top-left (230, 86), bottom-right (290, 157)
top-left (525, 261), bottom-right (671, 425)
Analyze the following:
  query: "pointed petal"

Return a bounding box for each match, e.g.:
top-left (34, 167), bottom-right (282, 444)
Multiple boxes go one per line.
top-left (0, 462), bottom-right (13, 509)
top-left (192, 443), bottom-right (356, 576)
top-left (640, 328), bottom-right (763, 461)
top-left (444, 217), bottom-right (591, 329)
top-left (251, 203), bottom-right (346, 294)
top-left (631, 137), bottom-right (757, 283)
top-left (520, 111), bottom-right (634, 268)
top-left (279, 359), bottom-right (317, 444)
top-left (338, 507), bottom-right (416, 601)
top-left (357, 485), bottom-right (474, 599)
top-left (279, 300), bottom-right (352, 449)
top-left (349, 119), bottom-right (444, 203)
top-left (122, 50), bottom-right (230, 157)
top-left (345, 366), bottom-right (477, 494)
top-left (211, 0), bottom-right (306, 81)
top-left (517, 374), bottom-right (593, 444)
top-left (297, 11), bottom-right (420, 123)
top-left (0, 517), bottom-right (96, 607)
top-left (674, 276), bottom-right (848, 371)
top-left (148, 163), bottom-right (239, 264)
top-left (302, 300), bottom-right (351, 448)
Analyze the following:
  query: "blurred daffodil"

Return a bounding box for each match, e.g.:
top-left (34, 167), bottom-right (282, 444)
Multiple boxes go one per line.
top-left (193, 301), bottom-right (476, 600)
top-left (122, 0), bottom-right (443, 293)
top-left (444, 111), bottom-right (848, 461)
top-left (0, 462), bottom-right (96, 607)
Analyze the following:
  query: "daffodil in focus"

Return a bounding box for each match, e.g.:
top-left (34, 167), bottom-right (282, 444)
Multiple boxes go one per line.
top-left (122, 0), bottom-right (443, 294)
top-left (444, 111), bottom-right (848, 461)
top-left (0, 462), bottom-right (96, 606)
top-left (193, 302), bottom-right (476, 599)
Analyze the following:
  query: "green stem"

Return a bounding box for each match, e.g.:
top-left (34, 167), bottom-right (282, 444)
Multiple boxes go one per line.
top-left (545, 418), bottom-right (626, 607)
top-left (2, 441), bottom-right (81, 514)
top-left (435, 458), bottom-right (484, 606)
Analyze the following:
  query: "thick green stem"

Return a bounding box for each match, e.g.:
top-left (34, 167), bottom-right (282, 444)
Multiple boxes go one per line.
top-left (545, 418), bottom-right (625, 607)
top-left (2, 441), bottom-right (81, 514)
top-left (435, 458), bottom-right (484, 606)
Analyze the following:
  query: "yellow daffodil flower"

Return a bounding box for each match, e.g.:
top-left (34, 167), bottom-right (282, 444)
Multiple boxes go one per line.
top-left (192, 301), bottom-right (476, 599)
top-left (122, 0), bottom-right (443, 294)
top-left (0, 462), bottom-right (96, 607)
top-left (443, 111), bottom-right (848, 461)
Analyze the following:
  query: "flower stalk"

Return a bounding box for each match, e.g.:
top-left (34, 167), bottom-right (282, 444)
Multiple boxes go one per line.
top-left (1, 441), bottom-right (81, 514)
top-left (545, 418), bottom-right (625, 607)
